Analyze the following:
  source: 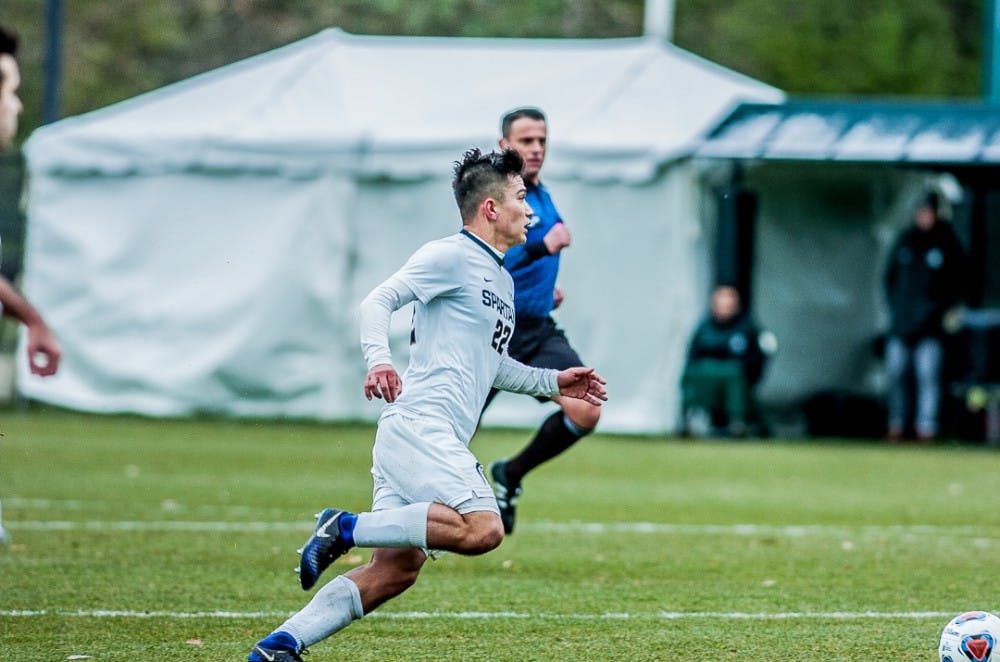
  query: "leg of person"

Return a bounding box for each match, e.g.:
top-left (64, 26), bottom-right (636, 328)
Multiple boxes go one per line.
top-left (884, 336), bottom-right (910, 441)
top-left (491, 322), bottom-right (599, 534)
top-left (717, 360), bottom-right (750, 437)
top-left (492, 402), bottom-right (599, 533)
top-left (679, 363), bottom-right (717, 437)
top-left (0, 499), bottom-right (8, 544)
top-left (500, 396), bottom-right (600, 488)
top-left (251, 546), bottom-right (429, 661)
top-left (913, 337), bottom-right (943, 442)
top-left (253, 509), bottom-right (502, 659)
top-left (251, 414), bottom-right (502, 660)
top-left (299, 412), bottom-right (504, 589)
top-left (249, 569), bottom-right (370, 662)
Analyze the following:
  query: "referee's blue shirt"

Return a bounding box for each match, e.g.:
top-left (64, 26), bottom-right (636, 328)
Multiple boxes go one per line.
top-left (504, 181), bottom-right (562, 321)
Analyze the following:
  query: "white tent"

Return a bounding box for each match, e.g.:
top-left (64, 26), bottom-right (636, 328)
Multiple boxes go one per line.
top-left (20, 28), bottom-right (782, 432)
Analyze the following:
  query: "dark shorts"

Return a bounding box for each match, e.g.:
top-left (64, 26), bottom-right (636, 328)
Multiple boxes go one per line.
top-left (483, 316), bottom-right (584, 409)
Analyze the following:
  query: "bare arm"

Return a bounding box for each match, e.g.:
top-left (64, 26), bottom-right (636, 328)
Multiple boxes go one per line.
top-left (0, 277), bottom-right (61, 376)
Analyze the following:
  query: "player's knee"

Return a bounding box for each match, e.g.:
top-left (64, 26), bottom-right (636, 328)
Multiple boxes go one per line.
top-left (458, 519), bottom-right (504, 555)
top-left (564, 399), bottom-right (601, 432)
top-left (577, 403), bottom-right (601, 431)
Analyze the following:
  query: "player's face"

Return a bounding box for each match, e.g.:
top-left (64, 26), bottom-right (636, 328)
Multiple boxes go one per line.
top-left (495, 175), bottom-right (533, 251)
top-left (0, 55), bottom-right (22, 151)
top-left (501, 117), bottom-right (546, 185)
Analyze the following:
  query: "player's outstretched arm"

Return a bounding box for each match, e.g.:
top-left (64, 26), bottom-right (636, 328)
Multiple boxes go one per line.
top-left (364, 363), bottom-right (402, 403)
top-left (556, 367), bottom-right (607, 406)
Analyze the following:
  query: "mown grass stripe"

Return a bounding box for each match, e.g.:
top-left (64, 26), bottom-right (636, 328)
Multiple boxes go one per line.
top-left (5, 519), bottom-right (998, 541)
top-left (0, 609), bottom-right (955, 620)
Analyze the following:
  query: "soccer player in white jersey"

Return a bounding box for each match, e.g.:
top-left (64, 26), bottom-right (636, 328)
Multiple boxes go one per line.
top-left (247, 148), bottom-right (607, 662)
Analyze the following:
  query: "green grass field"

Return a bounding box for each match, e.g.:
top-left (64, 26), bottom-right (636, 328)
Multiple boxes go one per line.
top-left (1, 409), bottom-right (998, 661)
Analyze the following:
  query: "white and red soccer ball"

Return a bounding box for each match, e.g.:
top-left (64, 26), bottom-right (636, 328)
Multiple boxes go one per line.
top-left (940, 611), bottom-right (1000, 662)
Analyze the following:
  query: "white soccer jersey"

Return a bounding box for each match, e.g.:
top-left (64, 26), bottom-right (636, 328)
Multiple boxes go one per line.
top-left (361, 229), bottom-right (558, 444)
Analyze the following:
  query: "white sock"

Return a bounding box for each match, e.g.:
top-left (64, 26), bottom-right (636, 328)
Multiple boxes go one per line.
top-left (353, 502), bottom-right (429, 548)
top-left (279, 575), bottom-right (364, 648)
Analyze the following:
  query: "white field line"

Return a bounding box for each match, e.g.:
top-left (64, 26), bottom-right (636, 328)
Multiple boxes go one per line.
top-left (4, 519), bottom-right (999, 542)
top-left (2, 497), bottom-right (286, 517)
top-left (0, 609), bottom-right (956, 621)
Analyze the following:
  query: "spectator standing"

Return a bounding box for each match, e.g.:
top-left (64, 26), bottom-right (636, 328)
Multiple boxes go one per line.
top-left (884, 191), bottom-right (967, 442)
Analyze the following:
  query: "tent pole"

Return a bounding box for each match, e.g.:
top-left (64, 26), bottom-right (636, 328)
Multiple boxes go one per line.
top-left (43, 0), bottom-right (63, 124)
top-left (643, 0), bottom-right (675, 42)
top-left (985, 0), bottom-right (1000, 104)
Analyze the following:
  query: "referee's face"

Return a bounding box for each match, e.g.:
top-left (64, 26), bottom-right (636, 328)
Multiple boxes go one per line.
top-left (494, 175), bottom-right (533, 251)
top-left (501, 117), bottom-right (546, 185)
top-left (0, 55), bottom-right (21, 151)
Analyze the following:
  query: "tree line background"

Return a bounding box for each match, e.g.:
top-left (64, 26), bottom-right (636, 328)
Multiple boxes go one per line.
top-left (1, 0), bottom-right (987, 142)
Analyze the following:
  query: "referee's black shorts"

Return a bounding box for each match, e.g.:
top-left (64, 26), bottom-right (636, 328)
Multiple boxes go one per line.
top-left (483, 315), bottom-right (584, 409)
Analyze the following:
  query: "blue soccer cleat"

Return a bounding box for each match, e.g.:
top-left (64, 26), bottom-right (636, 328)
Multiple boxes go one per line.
top-left (247, 631), bottom-right (303, 662)
top-left (298, 507), bottom-right (352, 590)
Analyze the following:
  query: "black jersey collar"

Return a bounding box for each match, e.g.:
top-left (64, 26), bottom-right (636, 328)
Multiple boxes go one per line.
top-left (461, 229), bottom-right (504, 267)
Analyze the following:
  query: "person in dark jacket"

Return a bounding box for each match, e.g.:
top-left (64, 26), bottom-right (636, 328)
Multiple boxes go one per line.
top-left (680, 285), bottom-right (766, 437)
top-left (884, 192), bottom-right (967, 442)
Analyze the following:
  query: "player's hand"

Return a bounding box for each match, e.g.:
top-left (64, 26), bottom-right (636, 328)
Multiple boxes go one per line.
top-left (553, 286), bottom-right (564, 309)
top-left (543, 222), bottom-right (571, 254)
top-left (556, 367), bottom-right (607, 406)
top-left (365, 364), bottom-right (402, 402)
top-left (26, 322), bottom-right (61, 377)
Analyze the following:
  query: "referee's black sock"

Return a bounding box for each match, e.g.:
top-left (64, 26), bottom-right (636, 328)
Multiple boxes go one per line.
top-left (505, 411), bottom-right (591, 487)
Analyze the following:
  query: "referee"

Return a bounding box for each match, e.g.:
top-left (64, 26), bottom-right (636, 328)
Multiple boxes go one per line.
top-left (483, 107), bottom-right (602, 534)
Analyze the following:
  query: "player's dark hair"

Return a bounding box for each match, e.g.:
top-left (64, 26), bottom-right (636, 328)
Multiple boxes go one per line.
top-left (452, 148), bottom-right (525, 223)
top-left (500, 106), bottom-right (546, 138)
top-left (0, 27), bottom-right (18, 58)
top-left (0, 26), bottom-right (18, 87)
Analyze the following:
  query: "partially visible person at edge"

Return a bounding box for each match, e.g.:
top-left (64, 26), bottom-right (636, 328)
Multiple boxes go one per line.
top-left (883, 191), bottom-right (968, 443)
top-left (0, 25), bottom-right (62, 545)
top-left (244, 147), bottom-right (607, 662)
top-left (480, 106), bottom-right (601, 535)
top-left (679, 284), bottom-right (767, 438)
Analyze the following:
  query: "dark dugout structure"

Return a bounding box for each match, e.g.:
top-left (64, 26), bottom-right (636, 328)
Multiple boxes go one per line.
top-left (697, 100), bottom-right (1000, 443)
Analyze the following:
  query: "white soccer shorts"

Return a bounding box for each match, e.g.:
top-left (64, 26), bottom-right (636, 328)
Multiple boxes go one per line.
top-left (370, 410), bottom-right (499, 517)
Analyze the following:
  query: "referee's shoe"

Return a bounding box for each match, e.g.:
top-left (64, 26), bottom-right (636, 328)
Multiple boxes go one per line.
top-left (489, 460), bottom-right (523, 534)
top-left (297, 508), bottom-right (352, 590)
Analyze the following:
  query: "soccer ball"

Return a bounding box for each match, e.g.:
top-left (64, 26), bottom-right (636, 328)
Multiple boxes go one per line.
top-left (939, 611), bottom-right (1000, 662)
